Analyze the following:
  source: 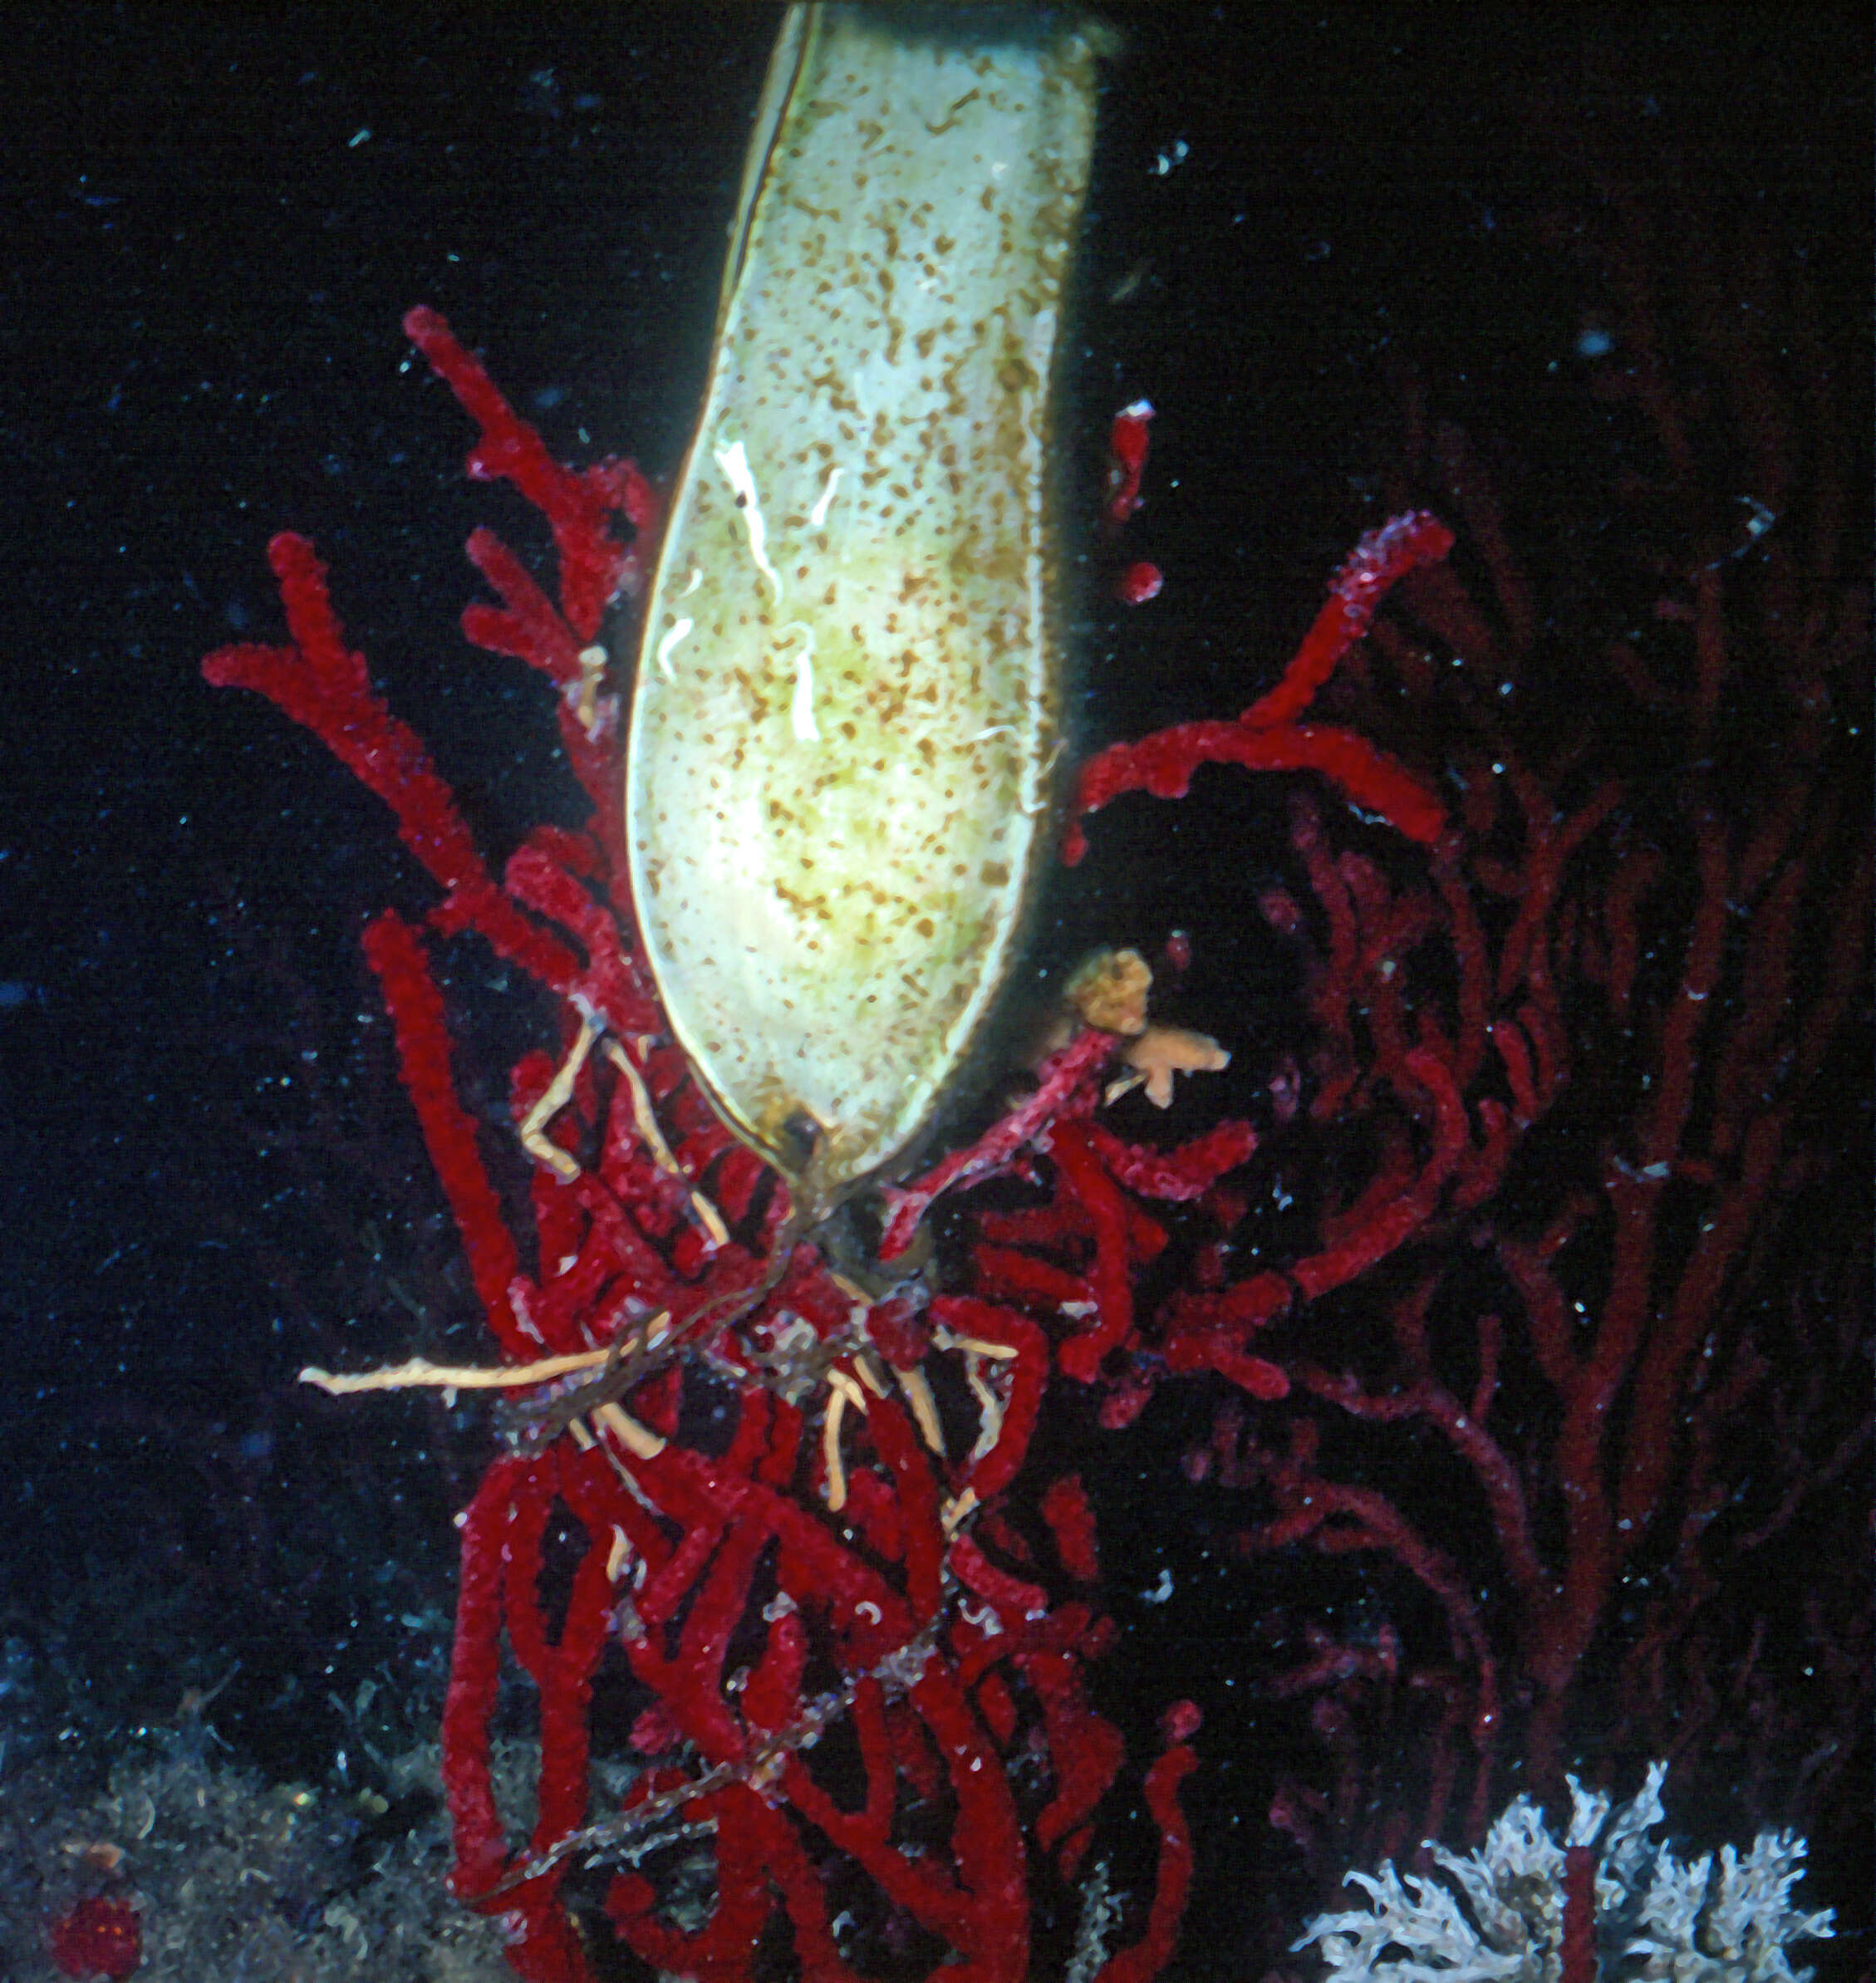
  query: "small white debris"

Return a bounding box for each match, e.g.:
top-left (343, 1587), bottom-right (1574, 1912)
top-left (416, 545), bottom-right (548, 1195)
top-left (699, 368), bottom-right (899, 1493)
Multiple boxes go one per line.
top-left (810, 464), bottom-right (844, 527)
top-left (715, 439), bottom-right (783, 600)
top-left (654, 616), bottom-right (694, 680)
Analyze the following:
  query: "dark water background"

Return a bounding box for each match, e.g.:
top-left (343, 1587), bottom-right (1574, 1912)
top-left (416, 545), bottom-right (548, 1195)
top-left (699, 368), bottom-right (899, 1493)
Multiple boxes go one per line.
top-left (0, 6), bottom-right (1866, 1976)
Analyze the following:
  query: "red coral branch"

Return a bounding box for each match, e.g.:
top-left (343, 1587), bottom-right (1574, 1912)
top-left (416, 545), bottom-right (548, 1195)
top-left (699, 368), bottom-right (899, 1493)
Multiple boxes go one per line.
top-left (402, 306), bottom-right (653, 645)
top-left (360, 907), bottom-right (523, 1351)
top-left (1064, 511), bottom-right (1454, 861)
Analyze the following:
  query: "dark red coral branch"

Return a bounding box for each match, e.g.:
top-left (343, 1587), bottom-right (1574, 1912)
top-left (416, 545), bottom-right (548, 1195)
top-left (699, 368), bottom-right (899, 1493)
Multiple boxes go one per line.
top-left (1064, 511), bottom-right (1455, 861)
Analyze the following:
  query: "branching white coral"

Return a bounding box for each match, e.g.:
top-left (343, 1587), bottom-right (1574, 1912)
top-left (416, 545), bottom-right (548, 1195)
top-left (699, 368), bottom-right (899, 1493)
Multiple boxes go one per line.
top-left (1294, 1764), bottom-right (1834, 1983)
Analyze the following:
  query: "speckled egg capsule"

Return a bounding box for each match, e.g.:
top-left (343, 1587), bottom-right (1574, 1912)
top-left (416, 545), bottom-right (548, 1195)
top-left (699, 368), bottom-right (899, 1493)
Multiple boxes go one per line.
top-left (625, 3), bottom-right (1104, 1214)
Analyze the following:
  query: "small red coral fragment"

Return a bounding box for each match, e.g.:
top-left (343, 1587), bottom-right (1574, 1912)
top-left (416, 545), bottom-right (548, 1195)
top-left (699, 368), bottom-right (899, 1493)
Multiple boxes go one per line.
top-left (1041, 1473), bottom-right (1101, 1582)
top-left (49, 1896), bottom-right (142, 1980)
top-left (1117, 559), bottom-right (1164, 604)
top-left (1160, 1697), bottom-right (1203, 1745)
top-left (1106, 398), bottom-right (1155, 520)
top-left (629, 1701), bottom-right (682, 1755)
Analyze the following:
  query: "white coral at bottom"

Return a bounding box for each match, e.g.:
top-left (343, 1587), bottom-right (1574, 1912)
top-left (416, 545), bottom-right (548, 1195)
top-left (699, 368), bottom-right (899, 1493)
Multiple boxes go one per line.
top-left (1294, 1763), bottom-right (1834, 1983)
